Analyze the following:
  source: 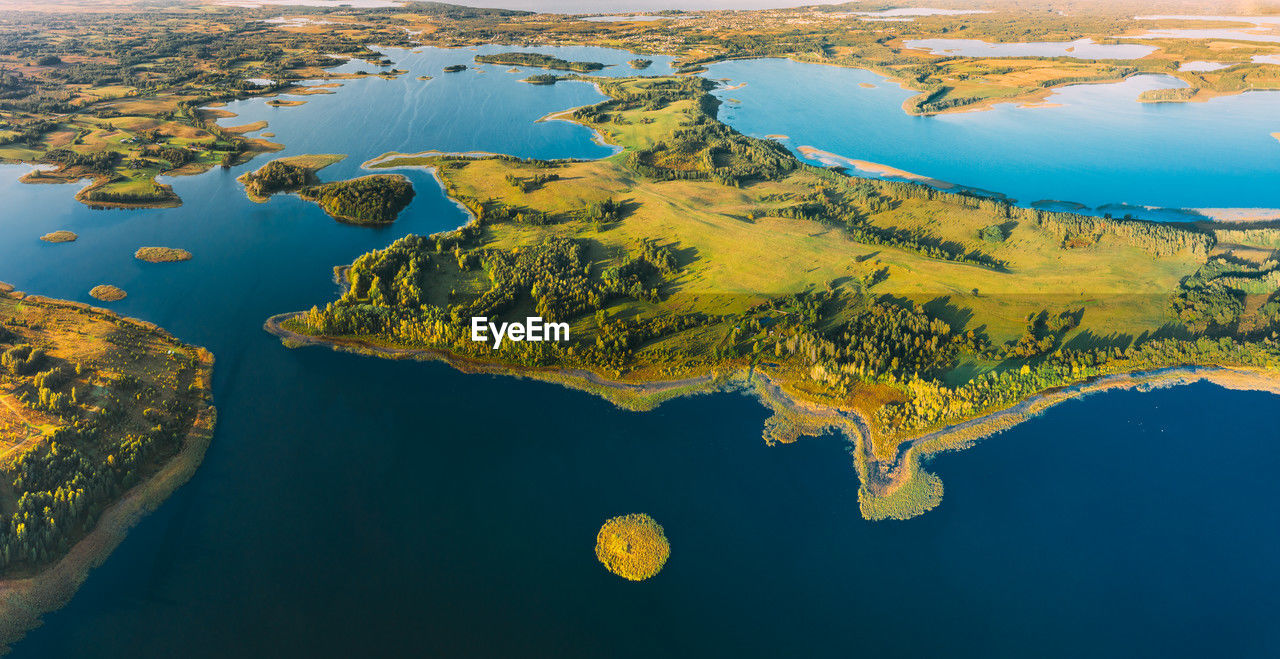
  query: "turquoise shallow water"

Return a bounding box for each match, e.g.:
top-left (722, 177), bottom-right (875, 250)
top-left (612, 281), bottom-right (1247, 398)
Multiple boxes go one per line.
top-left (901, 37), bottom-right (1157, 59)
top-left (708, 58), bottom-right (1280, 218)
top-left (1, 46), bottom-right (1280, 658)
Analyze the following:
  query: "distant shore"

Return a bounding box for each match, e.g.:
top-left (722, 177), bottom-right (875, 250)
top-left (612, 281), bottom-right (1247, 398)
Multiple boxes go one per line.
top-left (859, 365), bottom-right (1280, 519)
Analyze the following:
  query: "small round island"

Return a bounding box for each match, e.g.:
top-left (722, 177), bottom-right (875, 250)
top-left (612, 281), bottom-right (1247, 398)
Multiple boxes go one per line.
top-left (89, 285), bottom-right (127, 302)
top-left (595, 513), bottom-right (670, 581)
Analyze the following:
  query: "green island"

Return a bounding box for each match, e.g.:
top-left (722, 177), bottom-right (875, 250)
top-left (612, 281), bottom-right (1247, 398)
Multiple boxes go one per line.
top-left (237, 153), bottom-right (347, 202)
top-left (629, 59), bottom-right (654, 70)
top-left (1138, 87), bottom-right (1200, 103)
top-left (0, 283), bottom-right (216, 649)
top-left (297, 174), bottom-right (416, 225)
top-left (474, 52), bottom-right (606, 72)
top-left (39, 231), bottom-right (77, 244)
top-left (443, 65), bottom-right (468, 73)
top-left (523, 74), bottom-right (564, 85)
top-left (595, 513), bottom-right (670, 581)
top-left (267, 74), bottom-right (1280, 520)
top-left (238, 156), bottom-right (411, 224)
top-left (134, 247), bottom-right (192, 263)
top-left (88, 285), bottom-right (126, 302)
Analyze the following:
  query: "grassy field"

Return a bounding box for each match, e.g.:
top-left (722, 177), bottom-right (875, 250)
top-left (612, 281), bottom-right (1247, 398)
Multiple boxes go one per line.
top-left (375, 80), bottom-right (1199, 348)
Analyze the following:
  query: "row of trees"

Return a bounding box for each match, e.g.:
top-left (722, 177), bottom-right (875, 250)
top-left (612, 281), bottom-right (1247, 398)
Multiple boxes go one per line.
top-left (875, 335), bottom-right (1280, 433)
top-left (300, 229), bottom-right (694, 368)
top-left (41, 148), bottom-right (120, 174)
top-left (774, 180), bottom-right (1007, 269)
top-left (1174, 255), bottom-right (1280, 337)
top-left (504, 171), bottom-right (558, 192)
top-left (803, 163), bottom-right (1216, 260)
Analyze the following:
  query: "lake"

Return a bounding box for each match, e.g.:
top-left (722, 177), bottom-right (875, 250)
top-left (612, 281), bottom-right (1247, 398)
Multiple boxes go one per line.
top-left (708, 57), bottom-right (1280, 218)
top-left (3, 45), bottom-right (1280, 658)
top-left (901, 38), bottom-right (1158, 60)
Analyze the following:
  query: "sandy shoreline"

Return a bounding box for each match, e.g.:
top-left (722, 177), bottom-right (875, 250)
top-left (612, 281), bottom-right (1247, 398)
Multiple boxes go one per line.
top-left (1192, 207), bottom-right (1280, 222)
top-left (0, 292), bottom-right (217, 652)
top-left (796, 145), bottom-right (957, 189)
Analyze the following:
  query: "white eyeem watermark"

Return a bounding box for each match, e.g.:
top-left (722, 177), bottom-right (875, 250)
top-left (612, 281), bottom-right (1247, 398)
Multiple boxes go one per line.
top-left (470, 316), bottom-right (569, 349)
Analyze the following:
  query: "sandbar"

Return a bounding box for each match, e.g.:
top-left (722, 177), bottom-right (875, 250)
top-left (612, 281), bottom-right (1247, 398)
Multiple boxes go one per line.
top-left (287, 85), bottom-right (337, 95)
top-left (224, 120), bottom-right (268, 134)
top-left (796, 146), bottom-right (956, 189)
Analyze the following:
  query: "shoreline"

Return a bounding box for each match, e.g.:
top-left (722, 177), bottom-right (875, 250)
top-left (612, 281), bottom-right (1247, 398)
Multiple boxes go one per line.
top-left (857, 364), bottom-right (1280, 519)
top-left (264, 312), bottom-right (1280, 522)
top-left (264, 312), bottom-right (721, 410)
top-left (796, 145), bottom-right (958, 189)
top-left (793, 146), bottom-right (1279, 225)
top-left (0, 291), bottom-right (217, 652)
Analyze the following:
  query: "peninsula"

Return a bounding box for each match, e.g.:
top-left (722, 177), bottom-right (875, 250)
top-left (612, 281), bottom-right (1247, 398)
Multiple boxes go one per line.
top-left (0, 284), bottom-right (216, 650)
top-left (475, 52), bottom-right (606, 72)
top-left (268, 75), bottom-right (1280, 520)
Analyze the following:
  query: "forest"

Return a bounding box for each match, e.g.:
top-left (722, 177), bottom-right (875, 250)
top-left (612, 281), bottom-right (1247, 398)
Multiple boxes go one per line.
top-left (474, 52), bottom-right (605, 72)
top-left (0, 293), bottom-right (212, 574)
top-left (297, 175), bottom-right (416, 225)
top-left (523, 74), bottom-right (562, 85)
top-left (239, 160), bottom-right (312, 199)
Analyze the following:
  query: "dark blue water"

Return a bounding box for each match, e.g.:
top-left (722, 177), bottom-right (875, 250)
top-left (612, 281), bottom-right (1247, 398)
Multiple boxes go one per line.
top-left (708, 58), bottom-right (1280, 215)
top-left (3, 46), bottom-right (1280, 658)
